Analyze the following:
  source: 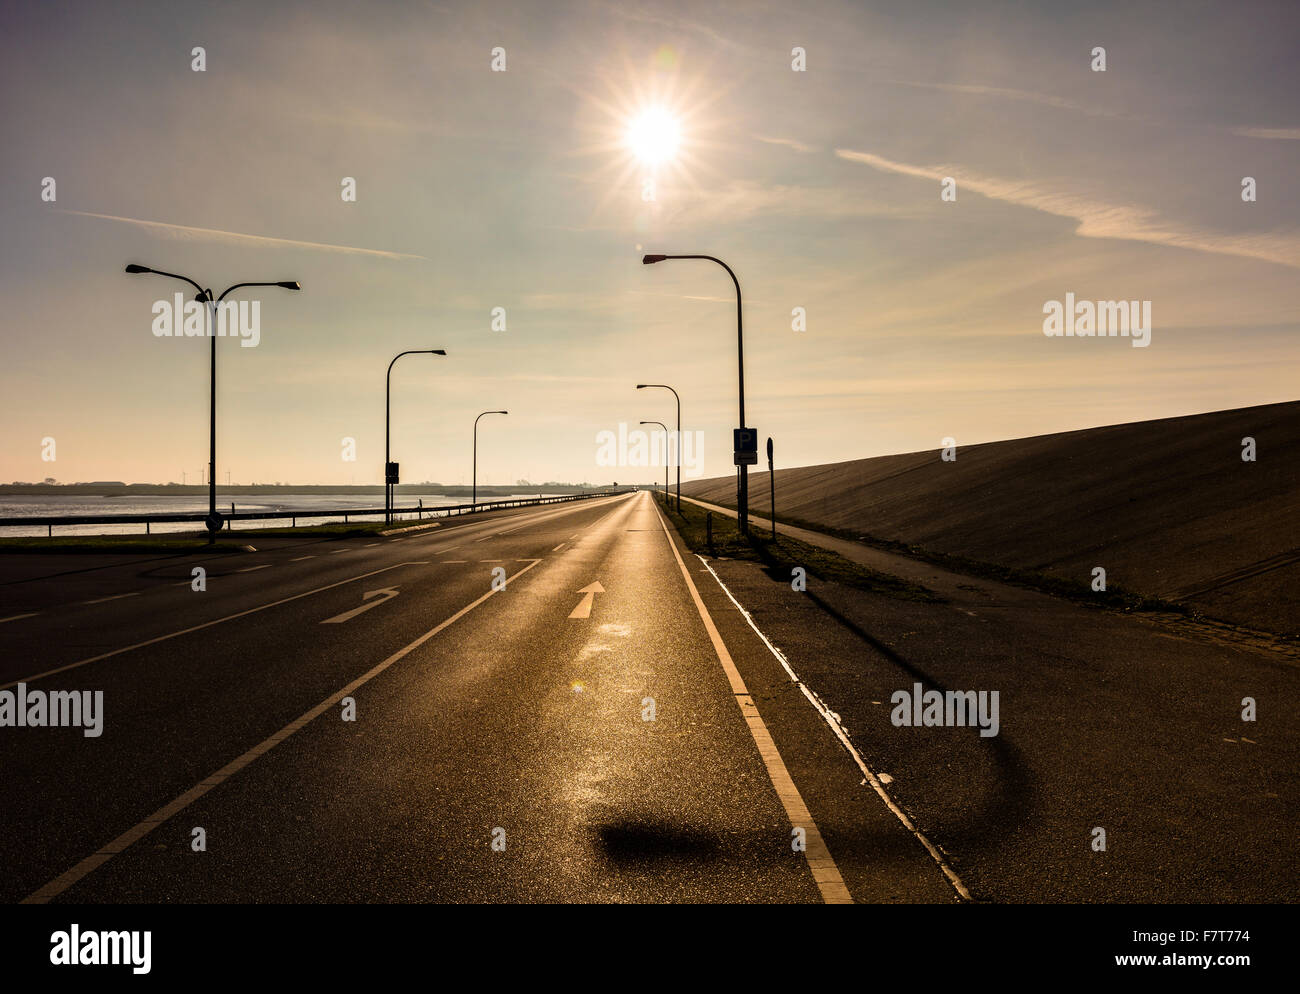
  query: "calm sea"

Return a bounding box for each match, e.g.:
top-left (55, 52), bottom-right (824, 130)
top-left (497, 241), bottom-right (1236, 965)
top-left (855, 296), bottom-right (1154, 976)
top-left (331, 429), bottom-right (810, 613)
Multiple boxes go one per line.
top-left (0, 493), bottom-right (560, 537)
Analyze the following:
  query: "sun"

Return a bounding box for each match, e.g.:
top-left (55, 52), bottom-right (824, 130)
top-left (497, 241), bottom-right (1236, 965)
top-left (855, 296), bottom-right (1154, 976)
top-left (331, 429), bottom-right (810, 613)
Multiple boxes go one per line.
top-left (569, 48), bottom-right (735, 216)
top-left (625, 107), bottom-right (681, 166)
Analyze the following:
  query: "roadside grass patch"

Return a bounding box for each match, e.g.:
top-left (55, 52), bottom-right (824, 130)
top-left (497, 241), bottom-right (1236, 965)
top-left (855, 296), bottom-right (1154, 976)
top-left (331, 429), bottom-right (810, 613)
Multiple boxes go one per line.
top-left (653, 491), bottom-right (938, 602)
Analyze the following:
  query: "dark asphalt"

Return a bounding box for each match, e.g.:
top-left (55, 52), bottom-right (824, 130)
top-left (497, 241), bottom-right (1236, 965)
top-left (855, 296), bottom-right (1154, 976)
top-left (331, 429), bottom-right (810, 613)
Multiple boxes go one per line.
top-left (0, 490), bottom-right (1291, 902)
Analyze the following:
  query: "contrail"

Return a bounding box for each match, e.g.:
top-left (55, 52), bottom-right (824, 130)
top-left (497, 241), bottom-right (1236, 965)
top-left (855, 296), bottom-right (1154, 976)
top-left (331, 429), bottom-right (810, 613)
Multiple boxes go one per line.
top-left (59, 209), bottom-right (428, 261)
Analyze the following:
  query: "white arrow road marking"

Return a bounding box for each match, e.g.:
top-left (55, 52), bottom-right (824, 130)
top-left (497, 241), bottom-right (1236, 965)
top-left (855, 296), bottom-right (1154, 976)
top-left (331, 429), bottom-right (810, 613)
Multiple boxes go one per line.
top-left (320, 586), bottom-right (401, 624)
top-left (4, 562), bottom-right (429, 692)
top-left (22, 559), bottom-right (542, 905)
top-left (568, 581), bottom-right (605, 619)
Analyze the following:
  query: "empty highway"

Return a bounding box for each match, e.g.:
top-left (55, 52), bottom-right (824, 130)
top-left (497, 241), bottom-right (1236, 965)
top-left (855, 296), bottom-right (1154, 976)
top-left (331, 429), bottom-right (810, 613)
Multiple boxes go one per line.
top-left (0, 490), bottom-right (1293, 903)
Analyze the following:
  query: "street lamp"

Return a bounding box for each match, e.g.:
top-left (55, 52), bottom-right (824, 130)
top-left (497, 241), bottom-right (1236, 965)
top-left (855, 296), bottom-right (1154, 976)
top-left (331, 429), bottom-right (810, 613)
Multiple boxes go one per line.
top-left (636, 383), bottom-right (680, 513)
top-left (473, 410), bottom-right (508, 511)
top-left (385, 349), bottom-right (447, 524)
top-left (642, 253), bottom-right (750, 533)
top-left (639, 421), bottom-right (669, 499)
top-left (125, 264), bottom-right (299, 540)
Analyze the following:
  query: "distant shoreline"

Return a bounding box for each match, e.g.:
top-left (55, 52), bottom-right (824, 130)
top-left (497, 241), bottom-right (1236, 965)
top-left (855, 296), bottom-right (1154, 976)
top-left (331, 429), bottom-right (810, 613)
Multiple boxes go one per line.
top-left (0, 483), bottom-right (612, 498)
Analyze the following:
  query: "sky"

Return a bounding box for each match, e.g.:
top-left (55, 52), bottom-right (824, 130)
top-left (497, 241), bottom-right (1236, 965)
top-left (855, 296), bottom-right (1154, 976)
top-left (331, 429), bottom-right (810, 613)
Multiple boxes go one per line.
top-left (1, 0), bottom-right (1298, 486)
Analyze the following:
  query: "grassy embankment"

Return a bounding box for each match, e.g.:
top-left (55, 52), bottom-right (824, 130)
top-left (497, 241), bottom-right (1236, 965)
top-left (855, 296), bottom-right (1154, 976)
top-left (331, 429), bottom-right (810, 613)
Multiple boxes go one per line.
top-left (675, 493), bottom-right (1193, 616)
top-left (652, 490), bottom-right (937, 602)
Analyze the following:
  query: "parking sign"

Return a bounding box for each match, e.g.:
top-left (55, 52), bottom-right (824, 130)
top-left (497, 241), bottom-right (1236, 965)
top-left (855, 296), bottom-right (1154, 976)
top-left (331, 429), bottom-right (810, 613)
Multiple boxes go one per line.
top-left (733, 427), bottom-right (758, 465)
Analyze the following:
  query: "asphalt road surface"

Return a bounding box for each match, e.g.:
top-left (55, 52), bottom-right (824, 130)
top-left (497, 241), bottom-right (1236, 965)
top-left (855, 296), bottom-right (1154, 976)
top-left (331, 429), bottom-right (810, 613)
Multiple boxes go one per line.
top-left (0, 491), bottom-right (1293, 903)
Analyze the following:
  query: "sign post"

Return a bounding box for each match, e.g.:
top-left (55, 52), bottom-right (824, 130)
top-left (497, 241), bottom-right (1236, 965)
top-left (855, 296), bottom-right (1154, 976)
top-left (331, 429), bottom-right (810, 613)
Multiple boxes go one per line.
top-left (766, 436), bottom-right (775, 539)
top-left (733, 427), bottom-right (758, 536)
top-left (386, 462), bottom-right (399, 519)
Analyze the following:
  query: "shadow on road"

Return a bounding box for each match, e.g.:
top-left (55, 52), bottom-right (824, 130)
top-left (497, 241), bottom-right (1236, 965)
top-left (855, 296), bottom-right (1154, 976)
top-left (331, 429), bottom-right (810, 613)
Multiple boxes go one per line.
top-left (593, 820), bottom-right (726, 862)
top-left (801, 585), bottom-right (1039, 861)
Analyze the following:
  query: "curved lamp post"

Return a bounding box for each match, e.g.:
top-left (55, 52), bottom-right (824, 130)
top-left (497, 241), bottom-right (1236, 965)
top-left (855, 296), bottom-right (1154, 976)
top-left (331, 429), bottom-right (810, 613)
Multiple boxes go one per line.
top-left (385, 349), bottom-right (446, 523)
top-left (640, 420), bottom-right (669, 499)
top-left (636, 383), bottom-right (680, 512)
top-left (473, 410), bottom-right (508, 511)
top-left (125, 264), bottom-right (299, 540)
top-left (642, 253), bottom-right (748, 533)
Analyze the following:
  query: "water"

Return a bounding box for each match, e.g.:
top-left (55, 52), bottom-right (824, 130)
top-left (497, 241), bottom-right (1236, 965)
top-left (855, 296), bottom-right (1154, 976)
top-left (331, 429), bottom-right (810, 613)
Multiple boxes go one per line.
top-left (0, 493), bottom-right (561, 537)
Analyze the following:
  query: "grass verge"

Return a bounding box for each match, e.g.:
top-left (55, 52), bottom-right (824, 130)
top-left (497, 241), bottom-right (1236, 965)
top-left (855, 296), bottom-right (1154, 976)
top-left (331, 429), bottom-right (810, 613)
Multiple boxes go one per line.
top-left (653, 491), bottom-right (938, 602)
top-left (676, 494), bottom-right (1204, 618)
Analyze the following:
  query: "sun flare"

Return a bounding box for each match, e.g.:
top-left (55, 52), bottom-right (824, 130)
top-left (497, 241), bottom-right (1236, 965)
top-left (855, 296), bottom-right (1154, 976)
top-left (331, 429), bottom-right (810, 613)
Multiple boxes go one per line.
top-left (625, 107), bottom-right (681, 165)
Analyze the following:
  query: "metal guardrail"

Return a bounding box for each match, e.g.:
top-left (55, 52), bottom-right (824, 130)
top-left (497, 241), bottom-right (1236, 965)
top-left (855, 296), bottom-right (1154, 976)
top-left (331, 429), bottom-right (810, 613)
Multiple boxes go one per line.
top-left (0, 491), bottom-right (627, 536)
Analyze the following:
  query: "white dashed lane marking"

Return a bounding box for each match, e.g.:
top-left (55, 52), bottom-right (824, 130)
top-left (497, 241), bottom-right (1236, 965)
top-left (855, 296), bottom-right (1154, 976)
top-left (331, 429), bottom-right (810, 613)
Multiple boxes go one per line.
top-left (82, 592), bottom-right (142, 605)
top-left (21, 559), bottom-right (544, 904)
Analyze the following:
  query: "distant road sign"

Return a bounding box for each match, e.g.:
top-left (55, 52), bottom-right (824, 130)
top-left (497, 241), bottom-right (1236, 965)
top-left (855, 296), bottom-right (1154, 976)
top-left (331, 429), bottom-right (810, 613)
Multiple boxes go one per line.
top-left (385, 462), bottom-right (400, 485)
top-left (733, 427), bottom-right (758, 465)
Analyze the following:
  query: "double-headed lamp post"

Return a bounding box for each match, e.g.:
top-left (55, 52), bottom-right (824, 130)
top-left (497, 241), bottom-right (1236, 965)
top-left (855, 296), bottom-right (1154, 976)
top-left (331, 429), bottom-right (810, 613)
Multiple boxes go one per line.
top-left (125, 265), bottom-right (299, 539)
top-left (473, 410), bottom-right (508, 511)
top-left (385, 349), bottom-right (447, 524)
top-left (639, 421), bottom-right (670, 499)
top-left (642, 253), bottom-right (748, 533)
top-left (636, 383), bottom-right (680, 512)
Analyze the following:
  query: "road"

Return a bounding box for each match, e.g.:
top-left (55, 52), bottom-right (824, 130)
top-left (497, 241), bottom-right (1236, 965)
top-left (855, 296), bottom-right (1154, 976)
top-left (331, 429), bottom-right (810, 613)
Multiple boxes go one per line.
top-left (0, 490), bottom-right (1293, 903)
top-left (0, 492), bottom-right (951, 903)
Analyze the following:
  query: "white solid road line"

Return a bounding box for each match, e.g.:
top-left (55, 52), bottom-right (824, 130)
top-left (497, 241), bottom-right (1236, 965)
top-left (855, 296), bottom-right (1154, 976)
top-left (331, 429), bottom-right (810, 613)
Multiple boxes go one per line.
top-left (82, 592), bottom-right (142, 605)
top-left (21, 558), bottom-right (545, 905)
top-left (0, 613), bottom-right (40, 625)
top-left (236, 565), bottom-right (273, 573)
top-left (1, 561), bottom-right (431, 692)
top-left (694, 554), bottom-right (973, 903)
top-left (650, 496), bottom-right (853, 905)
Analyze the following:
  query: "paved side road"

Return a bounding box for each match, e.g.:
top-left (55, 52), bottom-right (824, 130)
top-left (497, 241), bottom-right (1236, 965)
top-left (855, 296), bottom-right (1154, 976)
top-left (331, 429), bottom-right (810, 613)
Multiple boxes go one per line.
top-left (678, 494), bottom-right (1299, 902)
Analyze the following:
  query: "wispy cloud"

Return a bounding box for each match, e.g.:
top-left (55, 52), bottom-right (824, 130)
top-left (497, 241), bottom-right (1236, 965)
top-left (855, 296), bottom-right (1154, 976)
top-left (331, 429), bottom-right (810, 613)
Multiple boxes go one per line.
top-left (1229, 126), bottom-right (1300, 140)
top-left (657, 176), bottom-right (922, 226)
top-left (754, 134), bottom-right (818, 154)
top-left (896, 81), bottom-right (1300, 143)
top-left (835, 148), bottom-right (1300, 270)
top-left (59, 210), bottom-right (428, 261)
top-left (892, 80), bottom-right (1131, 120)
